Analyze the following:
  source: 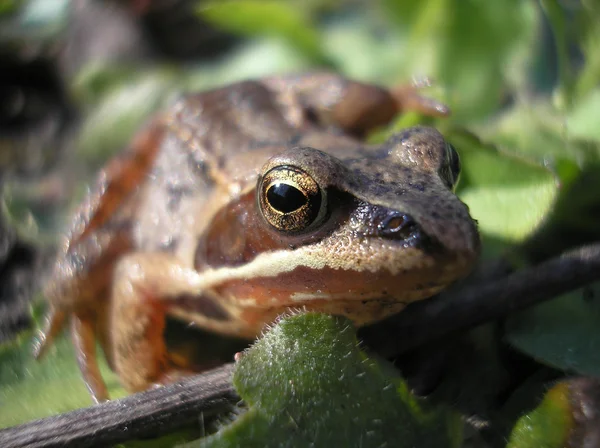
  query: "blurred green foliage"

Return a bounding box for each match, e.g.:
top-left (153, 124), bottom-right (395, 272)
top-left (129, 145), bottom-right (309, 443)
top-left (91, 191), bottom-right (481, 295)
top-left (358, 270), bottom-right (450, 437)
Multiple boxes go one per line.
top-left (0, 329), bottom-right (127, 428)
top-left (0, 0), bottom-right (68, 40)
top-left (0, 0), bottom-right (17, 15)
top-left (199, 1), bottom-right (332, 64)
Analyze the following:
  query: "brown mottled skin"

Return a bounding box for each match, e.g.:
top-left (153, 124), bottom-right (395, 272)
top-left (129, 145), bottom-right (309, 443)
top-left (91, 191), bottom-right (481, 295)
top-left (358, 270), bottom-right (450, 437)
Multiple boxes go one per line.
top-left (35, 73), bottom-right (480, 402)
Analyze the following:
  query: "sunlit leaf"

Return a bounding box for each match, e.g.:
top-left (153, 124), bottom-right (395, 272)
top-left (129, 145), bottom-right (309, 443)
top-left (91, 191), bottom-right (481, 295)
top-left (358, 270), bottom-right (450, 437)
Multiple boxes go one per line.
top-left (506, 382), bottom-right (572, 448)
top-left (322, 18), bottom-right (409, 84)
top-left (198, 0), bottom-right (331, 65)
top-left (183, 39), bottom-right (313, 92)
top-left (567, 88), bottom-right (600, 142)
top-left (77, 72), bottom-right (176, 166)
top-left (449, 130), bottom-right (558, 243)
top-left (381, 0), bottom-right (537, 121)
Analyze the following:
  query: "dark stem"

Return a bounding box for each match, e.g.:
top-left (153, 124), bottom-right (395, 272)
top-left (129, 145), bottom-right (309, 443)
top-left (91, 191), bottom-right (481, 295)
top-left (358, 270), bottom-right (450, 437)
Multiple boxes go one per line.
top-left (361, 242), bottom-right (600, 356)
top-left (3, 243), bottom-right (600, 448)
top-left (0, 364), bottom-right (237, 448)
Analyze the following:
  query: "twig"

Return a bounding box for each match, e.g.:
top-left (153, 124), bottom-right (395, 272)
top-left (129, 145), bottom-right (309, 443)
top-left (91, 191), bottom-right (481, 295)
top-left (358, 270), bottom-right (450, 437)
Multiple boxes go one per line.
top-left (0, 364), bottom-right (237, 448)
top-left (3, 243), bottom-right (600, 447)
top-left (362, 242), bottom-right (600, 356)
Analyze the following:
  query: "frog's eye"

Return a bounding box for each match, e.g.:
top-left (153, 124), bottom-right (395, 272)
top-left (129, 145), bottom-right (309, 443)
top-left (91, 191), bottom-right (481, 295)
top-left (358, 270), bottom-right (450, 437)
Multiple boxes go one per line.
top-left (259, 166), bottom-right (324, 233)
top-left (440, 143), bottom-right (461, 190)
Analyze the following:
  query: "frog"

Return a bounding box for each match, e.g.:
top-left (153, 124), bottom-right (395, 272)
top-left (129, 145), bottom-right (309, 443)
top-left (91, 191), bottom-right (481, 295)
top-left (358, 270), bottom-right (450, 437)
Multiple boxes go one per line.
top-left (34, 73), bottom-right (480, 403)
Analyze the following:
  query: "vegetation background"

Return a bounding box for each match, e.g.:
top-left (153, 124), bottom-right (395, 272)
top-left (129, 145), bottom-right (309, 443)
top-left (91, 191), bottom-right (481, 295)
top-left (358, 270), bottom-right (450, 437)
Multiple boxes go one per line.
top-left (0, 0), bottom-right (599, 447)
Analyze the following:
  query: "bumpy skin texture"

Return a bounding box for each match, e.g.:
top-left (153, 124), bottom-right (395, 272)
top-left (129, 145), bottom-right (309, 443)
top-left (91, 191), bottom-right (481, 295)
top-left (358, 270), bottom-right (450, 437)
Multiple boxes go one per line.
top-left (35, 73), bottom-right (479, 402)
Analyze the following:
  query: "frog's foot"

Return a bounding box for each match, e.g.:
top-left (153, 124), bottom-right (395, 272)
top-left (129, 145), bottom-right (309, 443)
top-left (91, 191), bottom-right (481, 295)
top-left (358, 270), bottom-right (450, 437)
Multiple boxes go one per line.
top-left (32, 307), bottom-right (66, 360)
top-left (391, 83), bottom-right (451, 117)
top-left (34, 307), bottom-right (110, 403)
top-left (110, 253), bottom-right (206, 393)
top-left (71, 313), bottom-right (110, 403)
top-left (262, 72), bottom-right (450, 135)
top-left (149, 367), bottom-right (198, 390)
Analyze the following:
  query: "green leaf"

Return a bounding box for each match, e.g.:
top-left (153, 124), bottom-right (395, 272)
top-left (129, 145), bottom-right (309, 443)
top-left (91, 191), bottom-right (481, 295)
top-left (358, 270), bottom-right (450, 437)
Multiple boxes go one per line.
top-left (200, 313), bottom-right (462, 448)
top-left (17, 0), bottom-right (68, 28)
top-left (182, 39), bottom-right (313, 93)
top-left (381, 0), bottom-right (537, 121)
top-left (477, 101), bottom-right (569, 164)
top-left (540, 0), bottom-right (574, 110)
top-left (505, 282), bottom-right (600, 376)
top-left (0, 0), bottom-right (69, 40)
top-left (0, 0), bottom-right (18, 15)
top-left (321, 18), bottom-right (409, 84)
top-left (567, 88), bottom-right (600, 142)
top-left (448, 129), bottom-right (559, 243)
top-left (470, 98), bottom-right (600, 240)
top-left (72, 65), bottom-right (149, 106)
top-left (476, 100), bottom-right (600, 177)
top-left (198, 0), bottom-right (331, 65)
top-left (506, 382), bottom-right (572, 448)
top-left (573, 1), bottom-right (600, 100)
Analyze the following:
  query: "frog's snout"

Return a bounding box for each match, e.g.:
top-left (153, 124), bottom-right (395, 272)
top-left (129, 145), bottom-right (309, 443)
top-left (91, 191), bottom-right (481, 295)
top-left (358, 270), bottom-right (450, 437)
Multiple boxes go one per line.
top-left (378, 212), bottom-right (418, 239)
top-left (354, 202), bottom-right (425, 248)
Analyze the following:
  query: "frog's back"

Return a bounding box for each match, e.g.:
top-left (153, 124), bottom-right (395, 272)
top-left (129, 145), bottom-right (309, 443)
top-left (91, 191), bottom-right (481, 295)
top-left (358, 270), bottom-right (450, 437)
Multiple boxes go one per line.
top-left (129, 80), bottom-right (365, 262)
top-left (131, 81), bottom-right (310, 260)
top-left (44, 119), bottom-right (167, 313)
top-left (37, 73), bottom-right (479, 402)
top-left (64, 82), bottom-right (287, 244)
top-left (46, 80), bottom-right (311, 309)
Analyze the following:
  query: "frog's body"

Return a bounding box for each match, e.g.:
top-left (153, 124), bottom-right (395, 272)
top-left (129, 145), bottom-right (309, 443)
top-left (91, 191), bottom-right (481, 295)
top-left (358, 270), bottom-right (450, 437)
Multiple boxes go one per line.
top-left (36, 73), bottom-right (479, 402)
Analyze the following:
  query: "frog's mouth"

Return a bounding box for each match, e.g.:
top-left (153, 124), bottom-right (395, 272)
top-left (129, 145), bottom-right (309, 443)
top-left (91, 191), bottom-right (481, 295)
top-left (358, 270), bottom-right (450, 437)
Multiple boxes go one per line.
top-left (208, 250), bottom-right (465, 309)
top-left (199, 217), bottom-right (469, 309)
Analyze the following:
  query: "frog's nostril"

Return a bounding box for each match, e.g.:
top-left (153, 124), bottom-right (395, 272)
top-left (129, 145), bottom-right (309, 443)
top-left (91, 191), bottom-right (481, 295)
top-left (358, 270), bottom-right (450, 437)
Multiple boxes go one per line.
top-left (379, 213), bottom-right (419, 240)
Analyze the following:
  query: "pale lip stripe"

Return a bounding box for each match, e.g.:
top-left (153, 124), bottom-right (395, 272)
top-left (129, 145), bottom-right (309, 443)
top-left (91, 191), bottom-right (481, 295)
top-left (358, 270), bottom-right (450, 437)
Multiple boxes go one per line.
top-left (188, 241), bottom-right (435, 292)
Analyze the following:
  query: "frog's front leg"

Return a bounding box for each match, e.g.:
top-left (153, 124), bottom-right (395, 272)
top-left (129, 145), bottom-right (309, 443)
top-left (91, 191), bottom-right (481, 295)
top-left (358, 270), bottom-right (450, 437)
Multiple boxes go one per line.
top-left (110, 253), bottom-right (206, 393)
top-left (263, 73), bottom-right (449, 135)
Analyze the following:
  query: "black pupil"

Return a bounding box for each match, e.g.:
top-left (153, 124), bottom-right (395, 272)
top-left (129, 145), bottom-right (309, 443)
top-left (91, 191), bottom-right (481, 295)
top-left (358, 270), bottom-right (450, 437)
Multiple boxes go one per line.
top-left (267, 183), bottom-right (307, 213)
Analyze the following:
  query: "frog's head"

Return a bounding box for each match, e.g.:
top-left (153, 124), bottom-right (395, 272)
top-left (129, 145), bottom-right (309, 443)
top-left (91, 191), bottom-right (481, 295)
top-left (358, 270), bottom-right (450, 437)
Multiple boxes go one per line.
top-left (195, 126), bottom-right (479, 325)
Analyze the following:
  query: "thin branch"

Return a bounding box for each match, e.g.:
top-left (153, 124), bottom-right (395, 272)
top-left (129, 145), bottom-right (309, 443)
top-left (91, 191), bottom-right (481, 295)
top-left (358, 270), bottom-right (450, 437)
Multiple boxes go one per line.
top-left (3, 243), bottom-right (600, 448)
top-left (362, 242), bottom-right (600, 356)
top-left (0, 364), bottom-right (237, 448)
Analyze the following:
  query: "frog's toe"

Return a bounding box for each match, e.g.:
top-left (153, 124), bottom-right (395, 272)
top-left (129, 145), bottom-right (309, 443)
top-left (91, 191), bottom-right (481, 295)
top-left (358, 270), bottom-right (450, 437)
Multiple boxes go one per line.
top-left (150, 367), bottom-right (198, 389)
top-left (33, 308), bottom-right (67, 360)
top-left (71, 314), bottom-right (110, 403)
top-left (391, 84), bottom-right (451, 117)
